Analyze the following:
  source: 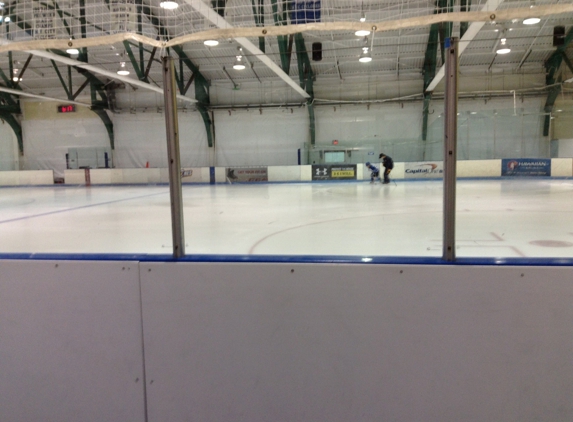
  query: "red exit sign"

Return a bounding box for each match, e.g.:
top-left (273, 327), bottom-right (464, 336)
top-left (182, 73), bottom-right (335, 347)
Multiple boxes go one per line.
top-left (57, 104), bottom-right (76, 113)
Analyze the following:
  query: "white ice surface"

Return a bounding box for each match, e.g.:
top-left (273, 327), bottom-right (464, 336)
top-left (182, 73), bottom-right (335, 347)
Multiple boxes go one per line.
top-left (0, 179), bottom-right (572, 258)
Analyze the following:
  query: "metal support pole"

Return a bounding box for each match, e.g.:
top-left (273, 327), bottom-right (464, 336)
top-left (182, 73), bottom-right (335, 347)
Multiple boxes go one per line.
top-left (162, 56), bottom-right (185, 258)
top-left (443, 37), bottom-right (458, 261)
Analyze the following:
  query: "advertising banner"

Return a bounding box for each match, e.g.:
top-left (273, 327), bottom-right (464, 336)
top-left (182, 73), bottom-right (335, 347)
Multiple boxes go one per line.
top-left (226, 167), bottom-right (268, 182)
top-left (181, 168), bottom-right (204, 183)
top-left (501, 159), bottom-right (551, 176)
top-left (404, 162), bottom-right (444, 178)
top-left (312, 164), bottom-right (357, 180)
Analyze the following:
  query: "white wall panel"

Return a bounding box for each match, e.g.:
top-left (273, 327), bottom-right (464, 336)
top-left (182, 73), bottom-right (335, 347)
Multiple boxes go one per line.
top-left (213, 108), bottom-right (309, 166)
top-left (22, 118), bottom-right (109, 178)
top-left (0, 260), bottom-right (145, 422)
top-left (113, 112), bottom-right (210, 170)
top-left (0, 120), bottom-right (19, 171)
top-left (140, 262), bottom-right (573, 422)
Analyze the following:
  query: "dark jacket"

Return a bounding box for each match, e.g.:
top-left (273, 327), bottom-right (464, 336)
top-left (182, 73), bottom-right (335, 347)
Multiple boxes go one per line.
top-left (381, 155), bottom-right (394, 170)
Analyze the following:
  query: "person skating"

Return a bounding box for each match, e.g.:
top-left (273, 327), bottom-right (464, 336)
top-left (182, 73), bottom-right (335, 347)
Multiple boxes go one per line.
top-left (365, 162), bottom-right (380, 183)
top-left (379, 153), bottom-right (394, 184)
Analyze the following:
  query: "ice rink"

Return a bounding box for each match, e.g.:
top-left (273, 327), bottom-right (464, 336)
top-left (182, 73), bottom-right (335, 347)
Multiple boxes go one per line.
top-left (1, 178), bottom-right (572, 258)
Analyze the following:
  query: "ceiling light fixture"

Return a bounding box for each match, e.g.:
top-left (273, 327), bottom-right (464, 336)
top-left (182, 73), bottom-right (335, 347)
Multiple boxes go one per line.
top-left (523, 1), bottom-right (540, 25)
top-left (359, 48), bottom-right (372, 62)
top-left (355, 29), bottom-right (370, 37)
top-left (359, 12), bottom-right (366, 23)
top-left (160, 1), bottom-right (179, 10)
top-left (496, 37), bottom-right (511, 54)
top-left (233, 48), bottom-right (246, 70)
top-left (66, 38), bottom-right (79, 55)
top-left (523, 17), bottom-right (540, 25)
top-left (359, 36), bottom-right (373, 63)
top-left (117, 61), bottom-right (130, 76)
top-left (204, 39), bottom-right (219, 47)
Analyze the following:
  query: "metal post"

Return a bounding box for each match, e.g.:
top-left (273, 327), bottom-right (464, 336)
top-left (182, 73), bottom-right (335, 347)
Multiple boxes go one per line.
top-left (443, 37), bottom-right (458, 261)
top-left (162, 56), bottom-right (185, 258)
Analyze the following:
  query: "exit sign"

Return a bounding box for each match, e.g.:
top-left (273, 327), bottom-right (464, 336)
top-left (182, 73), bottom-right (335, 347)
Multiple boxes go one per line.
top-left (57, 104), bottom-right (76, 113)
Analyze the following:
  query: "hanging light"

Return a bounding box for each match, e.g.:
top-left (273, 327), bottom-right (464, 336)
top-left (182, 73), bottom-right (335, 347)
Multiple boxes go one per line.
top-left (359, 12), bottom-right (366, 23)
top-left (496, 37), bottom-right (511, 54)
top-left (523, 1), bottom-right (540, 25)
top-left (233, 47), bottom-right (246, 70)
top-left (12, 68), bottom-right (21, 82)
top-left (117, 61), bottom-right (130, 75)
top-left (358, 36), bottom-right (372, 63)
top-left (355, 29), bottom-right (370, 37)
top-left (204, 39), bottom-right (219, 47)
top-left (359, 47), bottom-right (372, 63)
top-left (160, 1), bottom-right (179, 9)
top-left (233, 55), bottom-right (245, 70)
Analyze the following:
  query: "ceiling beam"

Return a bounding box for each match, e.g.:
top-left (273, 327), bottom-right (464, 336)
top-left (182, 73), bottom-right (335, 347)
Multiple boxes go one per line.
top-left (24, 49), bottom-right (197, 104)
top-left (426, 0), bottom-right (505, 92)
top-left (183, 0), bottom-right (310, 99)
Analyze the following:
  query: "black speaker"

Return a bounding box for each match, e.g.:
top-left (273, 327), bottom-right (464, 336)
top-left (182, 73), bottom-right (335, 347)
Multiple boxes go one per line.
top-left (553, 26), bottom-right (565, 47)
top-left (312, 42), bottom-right (322, 61)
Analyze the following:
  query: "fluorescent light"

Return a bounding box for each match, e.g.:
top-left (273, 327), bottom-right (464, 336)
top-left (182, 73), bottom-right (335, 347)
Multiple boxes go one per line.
top-left (355, 30), bottom-right (370, 36)
top-left (204, 39), bottom-right (219, 47)
top-left (160, 1), bottom-right (179, 10)
top-left (523, 17), bottom-right (540, 25)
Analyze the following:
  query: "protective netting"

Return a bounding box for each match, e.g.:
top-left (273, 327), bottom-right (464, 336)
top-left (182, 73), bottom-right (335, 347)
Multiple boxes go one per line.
top-left (0, 0), bottom-right (571, 52)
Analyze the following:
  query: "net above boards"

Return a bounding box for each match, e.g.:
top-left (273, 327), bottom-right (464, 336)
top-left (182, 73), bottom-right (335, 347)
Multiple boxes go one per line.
top-left (0, 0), bottom-right (571, 52)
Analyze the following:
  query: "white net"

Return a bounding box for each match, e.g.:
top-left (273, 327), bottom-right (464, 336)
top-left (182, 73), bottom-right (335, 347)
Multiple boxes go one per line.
top-left (0, 0), bottom-right (571, 52)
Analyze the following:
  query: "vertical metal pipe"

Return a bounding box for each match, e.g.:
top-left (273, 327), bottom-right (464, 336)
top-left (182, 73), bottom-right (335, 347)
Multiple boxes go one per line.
top-left (162, 56), bottom-right (185, 258)
top-left (443, 37), bottom-right (458, 261)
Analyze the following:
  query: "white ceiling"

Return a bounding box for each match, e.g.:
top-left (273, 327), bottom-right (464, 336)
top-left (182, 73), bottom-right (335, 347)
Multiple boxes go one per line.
top-left (0, 0), bottom-right (571, 105)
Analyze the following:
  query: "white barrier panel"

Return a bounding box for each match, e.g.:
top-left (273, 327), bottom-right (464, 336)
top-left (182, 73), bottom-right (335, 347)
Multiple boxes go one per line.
top-left (457, 159), bottom-right (501, 178)
top-left (268, 165), bottom-right (301, 182)
top-left (551, 158), bottom-right (573, 177)
top-left (62, 159), bottom-right (563, 185)
top-left (0, 260), bottom-right (145, 422)
top-left (64, 169), bottom-right (88, 184)
top-left (0, 170), bottom-right (54, 185)
top-left (140, 262), bottom-right (573, 422)
top-left (300, 165), bottom-right (312, 181)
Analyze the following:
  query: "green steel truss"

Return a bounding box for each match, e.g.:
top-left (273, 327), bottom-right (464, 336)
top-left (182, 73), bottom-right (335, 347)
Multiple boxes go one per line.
top-left (543, 27), bottom-right (573, 137)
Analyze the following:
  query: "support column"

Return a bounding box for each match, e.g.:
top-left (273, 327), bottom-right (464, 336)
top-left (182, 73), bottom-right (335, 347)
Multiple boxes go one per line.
top-left (162, 57), bottom-right (185, 258)
top-left (443, 37), bottom-right (458, 262)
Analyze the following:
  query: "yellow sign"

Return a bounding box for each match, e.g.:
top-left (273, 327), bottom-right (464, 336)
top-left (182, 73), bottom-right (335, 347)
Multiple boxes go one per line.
top-left (332, 170), bottom-right (355, 177)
